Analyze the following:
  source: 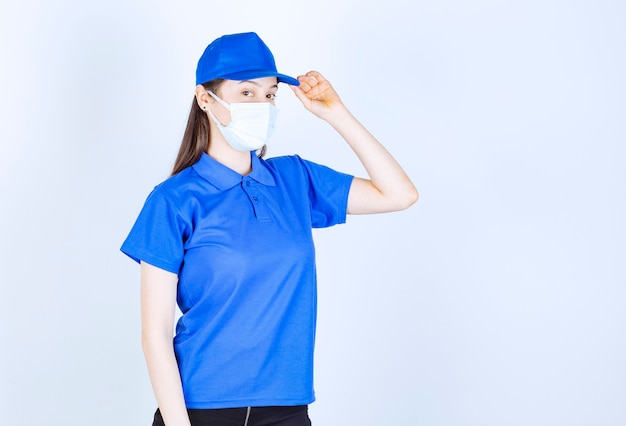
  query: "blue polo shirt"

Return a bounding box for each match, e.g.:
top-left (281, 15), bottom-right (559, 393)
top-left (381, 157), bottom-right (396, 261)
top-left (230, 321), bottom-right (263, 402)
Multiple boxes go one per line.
top-left (121, 152), bottom-right (353, 409)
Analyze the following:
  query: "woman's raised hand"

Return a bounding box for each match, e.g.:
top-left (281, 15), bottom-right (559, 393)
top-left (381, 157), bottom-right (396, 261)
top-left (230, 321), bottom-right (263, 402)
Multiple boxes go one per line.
top-left (290, 71), bottom-right (345, 120)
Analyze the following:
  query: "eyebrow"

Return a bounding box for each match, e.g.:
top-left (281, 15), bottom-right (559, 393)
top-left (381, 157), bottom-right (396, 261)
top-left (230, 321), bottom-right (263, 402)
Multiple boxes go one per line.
top-left (238, 80), bottom-right (278, 90)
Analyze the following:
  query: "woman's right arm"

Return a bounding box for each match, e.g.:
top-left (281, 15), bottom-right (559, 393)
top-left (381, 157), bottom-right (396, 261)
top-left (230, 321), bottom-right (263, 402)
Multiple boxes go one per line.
top-left (141, 261), bottom-right (191, 426)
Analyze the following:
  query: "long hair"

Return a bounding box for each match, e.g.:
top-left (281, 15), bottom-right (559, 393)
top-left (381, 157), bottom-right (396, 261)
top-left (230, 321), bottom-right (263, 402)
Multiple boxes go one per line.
top-left (171, 79), bottom-right (267, 176)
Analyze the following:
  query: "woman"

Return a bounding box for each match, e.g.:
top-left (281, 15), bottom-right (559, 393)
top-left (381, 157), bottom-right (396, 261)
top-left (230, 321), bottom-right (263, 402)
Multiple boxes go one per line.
top-left (121, 32), bottom-right (418, 426)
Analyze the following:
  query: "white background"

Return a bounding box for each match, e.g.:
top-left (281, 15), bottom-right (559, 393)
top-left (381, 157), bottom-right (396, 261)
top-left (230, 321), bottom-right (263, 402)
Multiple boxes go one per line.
top-left (1, 0), bottom-right (625, 425)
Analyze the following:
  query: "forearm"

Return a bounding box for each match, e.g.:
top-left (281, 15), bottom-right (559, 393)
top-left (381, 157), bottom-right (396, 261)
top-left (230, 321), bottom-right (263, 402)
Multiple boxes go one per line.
top-left (326, 105), bottom-right (418, 213)
top-left (143, 333), bottom-right (191, 426)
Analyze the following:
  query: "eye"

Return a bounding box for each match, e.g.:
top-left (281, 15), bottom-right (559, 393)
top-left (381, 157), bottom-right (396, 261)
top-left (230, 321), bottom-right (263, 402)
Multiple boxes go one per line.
top-left (266, 93), bottom-right (277, 100)
top-left (242, 90), bottom-right (254, 97)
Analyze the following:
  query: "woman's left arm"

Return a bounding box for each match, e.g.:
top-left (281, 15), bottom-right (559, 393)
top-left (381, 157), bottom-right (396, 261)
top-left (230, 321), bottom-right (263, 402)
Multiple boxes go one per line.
top-left (291, 71), bottom-right (418, 214)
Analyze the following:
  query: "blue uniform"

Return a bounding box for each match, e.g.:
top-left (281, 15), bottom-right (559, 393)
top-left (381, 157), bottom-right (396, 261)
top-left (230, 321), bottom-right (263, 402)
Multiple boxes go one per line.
top-left (121, 152), bottom-right (353, 409)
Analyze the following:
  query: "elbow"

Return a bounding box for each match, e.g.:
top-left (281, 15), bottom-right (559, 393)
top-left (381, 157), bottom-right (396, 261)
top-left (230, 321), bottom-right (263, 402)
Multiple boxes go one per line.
top-left (408, 187), bottom-right (419, 207)
top-left (395, 186), bottom-right (419, 211)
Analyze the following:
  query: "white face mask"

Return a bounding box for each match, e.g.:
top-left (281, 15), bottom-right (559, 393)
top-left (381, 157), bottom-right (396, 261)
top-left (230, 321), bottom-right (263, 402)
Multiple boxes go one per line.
top-left (206, 90), bottom-right (278, 152)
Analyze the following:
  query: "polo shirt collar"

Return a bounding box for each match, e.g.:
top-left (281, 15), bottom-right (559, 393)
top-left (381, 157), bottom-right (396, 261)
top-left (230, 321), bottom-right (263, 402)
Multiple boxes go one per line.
top-left (192, 152), bottom-right (276, 190)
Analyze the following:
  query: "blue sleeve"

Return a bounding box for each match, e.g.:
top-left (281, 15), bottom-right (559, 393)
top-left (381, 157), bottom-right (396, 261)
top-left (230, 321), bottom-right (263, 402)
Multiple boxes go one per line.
top-left (120, 187), bottom-right (190, 274)
top-left (296, 156), bottom-right (354, 228)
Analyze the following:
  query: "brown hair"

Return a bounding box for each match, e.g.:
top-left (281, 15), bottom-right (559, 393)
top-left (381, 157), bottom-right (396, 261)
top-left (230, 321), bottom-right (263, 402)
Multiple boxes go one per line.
top-left (171, 79), bottom-right (267, 175)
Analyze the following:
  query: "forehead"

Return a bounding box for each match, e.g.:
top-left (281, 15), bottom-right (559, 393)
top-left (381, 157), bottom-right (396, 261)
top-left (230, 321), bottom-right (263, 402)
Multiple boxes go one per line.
top-left (223, 76), bottom-right (278, 90)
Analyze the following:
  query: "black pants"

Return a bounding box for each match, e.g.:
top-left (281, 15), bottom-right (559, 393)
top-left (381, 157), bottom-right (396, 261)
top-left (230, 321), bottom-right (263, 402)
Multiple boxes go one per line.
top-left (152, 405), bottom-right (311, 426)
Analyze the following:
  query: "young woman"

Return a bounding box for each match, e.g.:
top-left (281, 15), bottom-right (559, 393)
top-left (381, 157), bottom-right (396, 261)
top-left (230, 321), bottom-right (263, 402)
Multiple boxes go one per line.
top-left (121, 32), bottom-right (418, 426)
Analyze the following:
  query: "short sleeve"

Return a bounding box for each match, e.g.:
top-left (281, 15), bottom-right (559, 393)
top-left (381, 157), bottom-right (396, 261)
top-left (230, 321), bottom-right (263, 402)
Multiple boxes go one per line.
top-left (120, 188), bottom-right (189, 274)
top-left (297, 156), bottom-right (354, 228)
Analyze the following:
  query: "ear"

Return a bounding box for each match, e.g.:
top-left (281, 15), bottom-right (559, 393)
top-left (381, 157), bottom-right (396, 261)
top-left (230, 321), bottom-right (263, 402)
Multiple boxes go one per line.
top-left (195, 85), bottom-right (212, 111)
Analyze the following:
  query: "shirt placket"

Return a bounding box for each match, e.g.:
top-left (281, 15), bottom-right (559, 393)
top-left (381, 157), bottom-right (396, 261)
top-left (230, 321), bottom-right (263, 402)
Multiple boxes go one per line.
top-left (241, 177), bottom-right (271, 222)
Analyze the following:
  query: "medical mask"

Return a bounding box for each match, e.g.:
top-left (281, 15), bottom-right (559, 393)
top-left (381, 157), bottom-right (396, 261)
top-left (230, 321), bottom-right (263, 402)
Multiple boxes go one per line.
top-left (206, 91), bottom-right (278, 152)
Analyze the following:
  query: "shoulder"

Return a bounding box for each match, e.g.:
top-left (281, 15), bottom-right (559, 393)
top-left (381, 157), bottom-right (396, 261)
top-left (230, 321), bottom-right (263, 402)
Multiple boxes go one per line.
top-left (262, 155), bottom-right (353, 194)
top-left (264, 155), bottom-right (352, 179)
top-left (263, 154), bottom-right (327, 176)
top-left (259, 155), bottom-right (307, 181)
top-left (137, 167), bottom-right (211, 222)
top-left (150, 166), bottom-right (205, 202)
top-left (264, 154), bottom-right (306, 170)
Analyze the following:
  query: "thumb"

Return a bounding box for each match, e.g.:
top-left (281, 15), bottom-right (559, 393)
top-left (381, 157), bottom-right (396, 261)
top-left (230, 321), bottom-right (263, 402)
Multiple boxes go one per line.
top-left (290, 85), bottom-right (311, 107)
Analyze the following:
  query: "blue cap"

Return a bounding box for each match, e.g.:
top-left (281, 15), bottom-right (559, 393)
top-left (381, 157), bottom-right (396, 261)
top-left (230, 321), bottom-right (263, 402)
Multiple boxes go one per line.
top-left (196, 32), bottom-right (299, 86)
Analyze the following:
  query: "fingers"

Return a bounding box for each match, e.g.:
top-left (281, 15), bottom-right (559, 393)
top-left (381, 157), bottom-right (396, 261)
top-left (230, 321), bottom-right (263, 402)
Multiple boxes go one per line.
top-left (304, 70), bottom-right (325, 81)
top-left (291, 71), bottom-right (343, 116)
top-left (296, 71), bottom-right (327, 93)
top-left (296, 76), bottom-right (315, 93)
top-left (290, 84), bottom-right (310, 106)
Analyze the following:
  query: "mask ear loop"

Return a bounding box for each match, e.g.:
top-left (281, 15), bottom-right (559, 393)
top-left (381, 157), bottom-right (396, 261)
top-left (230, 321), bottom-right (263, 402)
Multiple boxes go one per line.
top-left (206, 109), bottom-right (226, 128)
top-left (205, 90), bottom-right (231, 127)
top-left (207, 90), bottom-right (231, 110)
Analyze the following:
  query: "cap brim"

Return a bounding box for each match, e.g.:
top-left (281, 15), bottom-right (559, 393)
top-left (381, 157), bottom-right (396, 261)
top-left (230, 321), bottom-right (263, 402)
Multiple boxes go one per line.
top-left (221, 69), bottom-right (300, 86)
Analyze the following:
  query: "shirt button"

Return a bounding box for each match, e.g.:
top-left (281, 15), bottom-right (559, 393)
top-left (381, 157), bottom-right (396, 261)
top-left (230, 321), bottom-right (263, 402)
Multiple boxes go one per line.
top-left (252, 196), bottom-right (258, 202)
top-left (245, 181), bottom-right (251, 186)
